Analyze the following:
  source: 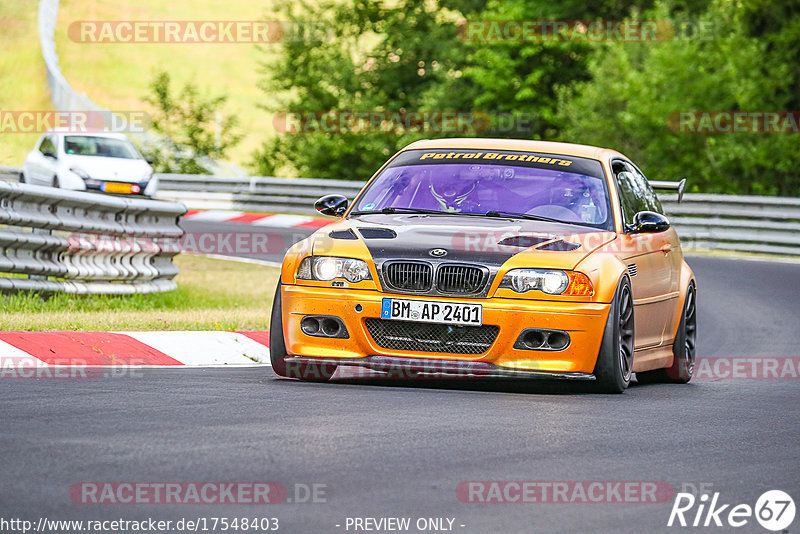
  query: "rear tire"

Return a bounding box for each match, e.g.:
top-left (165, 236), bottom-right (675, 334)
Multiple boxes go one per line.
top-left (19, 172), bottom-right (26, 184)
top-left (52, 175), bottom-right (60, 188)
top-left (636, 282), bottom-right (696, 384)
top-left (269, 282), bottom-right (336, 381)
top-left (592, 276), bottom-right (634, 393)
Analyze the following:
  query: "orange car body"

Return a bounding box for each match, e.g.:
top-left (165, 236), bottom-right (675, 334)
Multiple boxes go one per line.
top-left (277, 139), bottom-right (695, 382)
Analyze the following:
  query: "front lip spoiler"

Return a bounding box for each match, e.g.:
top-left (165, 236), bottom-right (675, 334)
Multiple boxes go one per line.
top-left (285, 355), bottom-right (595, 381)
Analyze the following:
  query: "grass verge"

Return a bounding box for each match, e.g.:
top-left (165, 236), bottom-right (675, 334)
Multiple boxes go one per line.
top-left (0, 1), bottom-right (54, 166)
top-left (0, 255), bottom-right (279, 331)
top-left (54, 0), bottom-right (282, 168)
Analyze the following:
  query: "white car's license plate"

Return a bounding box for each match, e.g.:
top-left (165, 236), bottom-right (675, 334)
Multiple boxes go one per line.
top-left (381, 298), bottom-right (482, 326)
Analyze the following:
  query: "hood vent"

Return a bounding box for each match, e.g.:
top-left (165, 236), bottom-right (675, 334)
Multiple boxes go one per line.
top-left (358, 227), bottom-right (397, 239)
top-left (537, 240), bottom-right (581, 252)
top-left (329, 229), bottom-right (358, 240)
top-left (497, 235), bottom-right (552, 248)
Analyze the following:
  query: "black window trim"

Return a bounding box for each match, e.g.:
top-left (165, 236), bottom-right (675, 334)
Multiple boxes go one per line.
top-left (626, 160), bottom-right (665, 216)
top-left (611, 157), bottom-right (639, 234)
top-left (611, 157), bottom-right (665, 234)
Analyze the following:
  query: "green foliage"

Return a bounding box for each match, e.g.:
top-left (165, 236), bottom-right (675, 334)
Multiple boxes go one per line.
top-left (143, 71), bottom-right (243, 174)
top-left (559, 0), bottom-right (800, 195)
top-left (253, 0), bottom-right (462, 179)
top-left (255, 0), bottom-right (799, 195)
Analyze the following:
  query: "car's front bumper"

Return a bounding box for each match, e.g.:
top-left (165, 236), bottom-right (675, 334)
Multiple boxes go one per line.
top-left (285, 355), bottom-right (596, 380)
top-left (83, 178), bottom-right (156, 196)
top-left (281, 285), bottom-right (611, 376)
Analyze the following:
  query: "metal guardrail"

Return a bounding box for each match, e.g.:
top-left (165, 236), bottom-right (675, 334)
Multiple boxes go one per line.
top-left (39, 0), bottom-right (100, 113)
top-left (157, 174), bottom-right (365, 215)
top-left (0, 166), bottom-right (21, 183)
top-left (660, 194), bottom-right (800, 256)
top-left (0, 180), bottom-right (186, 293)
top-left (159, 173), bottom-right (800, 256)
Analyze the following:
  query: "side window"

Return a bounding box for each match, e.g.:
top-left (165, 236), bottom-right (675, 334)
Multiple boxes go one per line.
top-left (628, 164), bottom-right (664, 215)
top-left (39, 135), bottom-right (56, 156)
top-left (613, 161), bottom-right (645, 226)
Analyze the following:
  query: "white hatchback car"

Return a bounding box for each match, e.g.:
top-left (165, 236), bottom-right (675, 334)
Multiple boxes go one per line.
top-left (22, 130), bottom-right (158, 197)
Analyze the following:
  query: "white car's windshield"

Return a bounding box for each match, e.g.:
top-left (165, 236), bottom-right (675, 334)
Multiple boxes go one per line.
top-left (63, 136), bottom-right (141, 159)
top-left (351, 149), bottom-right (613, 229)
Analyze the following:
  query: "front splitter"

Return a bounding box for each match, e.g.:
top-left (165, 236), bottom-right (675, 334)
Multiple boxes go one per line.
top-left (285, 355), bottom-right (596, 381)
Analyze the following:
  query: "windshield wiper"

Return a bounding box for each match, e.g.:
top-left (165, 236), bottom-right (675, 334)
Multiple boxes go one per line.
top-left (350, 207), bottom-right (454, 216)
top-left (483, 210), bottom-right (563, 224)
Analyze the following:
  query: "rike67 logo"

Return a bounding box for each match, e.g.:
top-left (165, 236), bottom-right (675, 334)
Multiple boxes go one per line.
top-left (668, 490), bottom-right (795, 531)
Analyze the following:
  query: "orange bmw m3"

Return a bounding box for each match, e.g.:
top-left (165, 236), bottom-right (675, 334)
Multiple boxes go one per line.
top-left (270, 139), bottom-right (697, 393)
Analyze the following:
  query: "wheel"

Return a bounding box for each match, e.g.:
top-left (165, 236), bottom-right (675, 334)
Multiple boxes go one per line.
top-left (52, 175), bottom-right (60, 188)
top-left (637, 282), bottom-right (696, 384)
top-left (269, 282), bottom-right (336, 381)
top-left (592, 276), bottom-right (634, 393)
top-left (19, 172), bottom-right (26, 184)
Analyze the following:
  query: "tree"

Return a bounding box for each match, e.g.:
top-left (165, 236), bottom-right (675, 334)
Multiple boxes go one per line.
top-left (143, 71), bottom-right (242, 174)
top-left (252, 0), bottom-right (656, 179)
top-left (558, 0), bottom-right (800, 195)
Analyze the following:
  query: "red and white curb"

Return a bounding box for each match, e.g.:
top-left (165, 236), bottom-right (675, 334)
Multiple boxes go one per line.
top-left (183, 210), bottom-right (331, 229)
top-left (0, 331), bottom-right (272, 368)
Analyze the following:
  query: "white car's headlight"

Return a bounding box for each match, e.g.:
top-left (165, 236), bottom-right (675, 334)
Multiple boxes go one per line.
top-left (297, 256), bottom-right (372, 283)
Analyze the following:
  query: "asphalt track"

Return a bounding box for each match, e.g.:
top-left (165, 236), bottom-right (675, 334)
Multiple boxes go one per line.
top-left (2, 220), bottom-right (799, 533)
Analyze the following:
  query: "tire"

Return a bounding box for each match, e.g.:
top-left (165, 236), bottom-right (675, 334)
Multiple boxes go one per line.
top-left (52, 175), bottom-right (60, 188)
top-left (19, 172), bottom-right (26, 184)
top-left (269, 282), bottom-right (337, 381)
top-left (592, 276), bottom-right (635, 393)
top-left (637, 282), bottom-right (696, 384)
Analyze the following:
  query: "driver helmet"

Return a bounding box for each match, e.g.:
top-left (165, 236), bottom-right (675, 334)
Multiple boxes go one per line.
top-left (552, 175), bottom-right (591, 208)
top-left (430, 169), bottom-right (477, 212)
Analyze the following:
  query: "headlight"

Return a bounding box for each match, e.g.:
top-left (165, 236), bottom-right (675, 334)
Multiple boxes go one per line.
top-left (69, 166), bottom-right (90, 180)
top-left (500, 269), bottom-right (593, 296)
top-left (297, 256), bottom-right (372, 283)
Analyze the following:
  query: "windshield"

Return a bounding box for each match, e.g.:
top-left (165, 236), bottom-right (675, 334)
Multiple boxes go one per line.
top-left (63, 136), bottom-right (142, 159)
top-left (351, 149), bottom-right (612, 229)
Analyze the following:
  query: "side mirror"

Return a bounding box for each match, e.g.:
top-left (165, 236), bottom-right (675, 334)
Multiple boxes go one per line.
top-left (315, 194), bottom-right (348, 217)
top-left (43, 150), bottom-right (57, 159)
top-left (145, 156), bottom-right (155, 165)
top-left (629, 211), bottom-right (670, 233)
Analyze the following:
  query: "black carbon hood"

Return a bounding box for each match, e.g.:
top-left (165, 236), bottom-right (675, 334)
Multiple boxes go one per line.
top-left (345, 213), bottom-right (603, 267)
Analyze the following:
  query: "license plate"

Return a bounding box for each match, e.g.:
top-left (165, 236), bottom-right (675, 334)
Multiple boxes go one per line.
top-left (102, 182), bottom-right (134, 194)
top-left (381, 298), bottom-right (482, 326)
